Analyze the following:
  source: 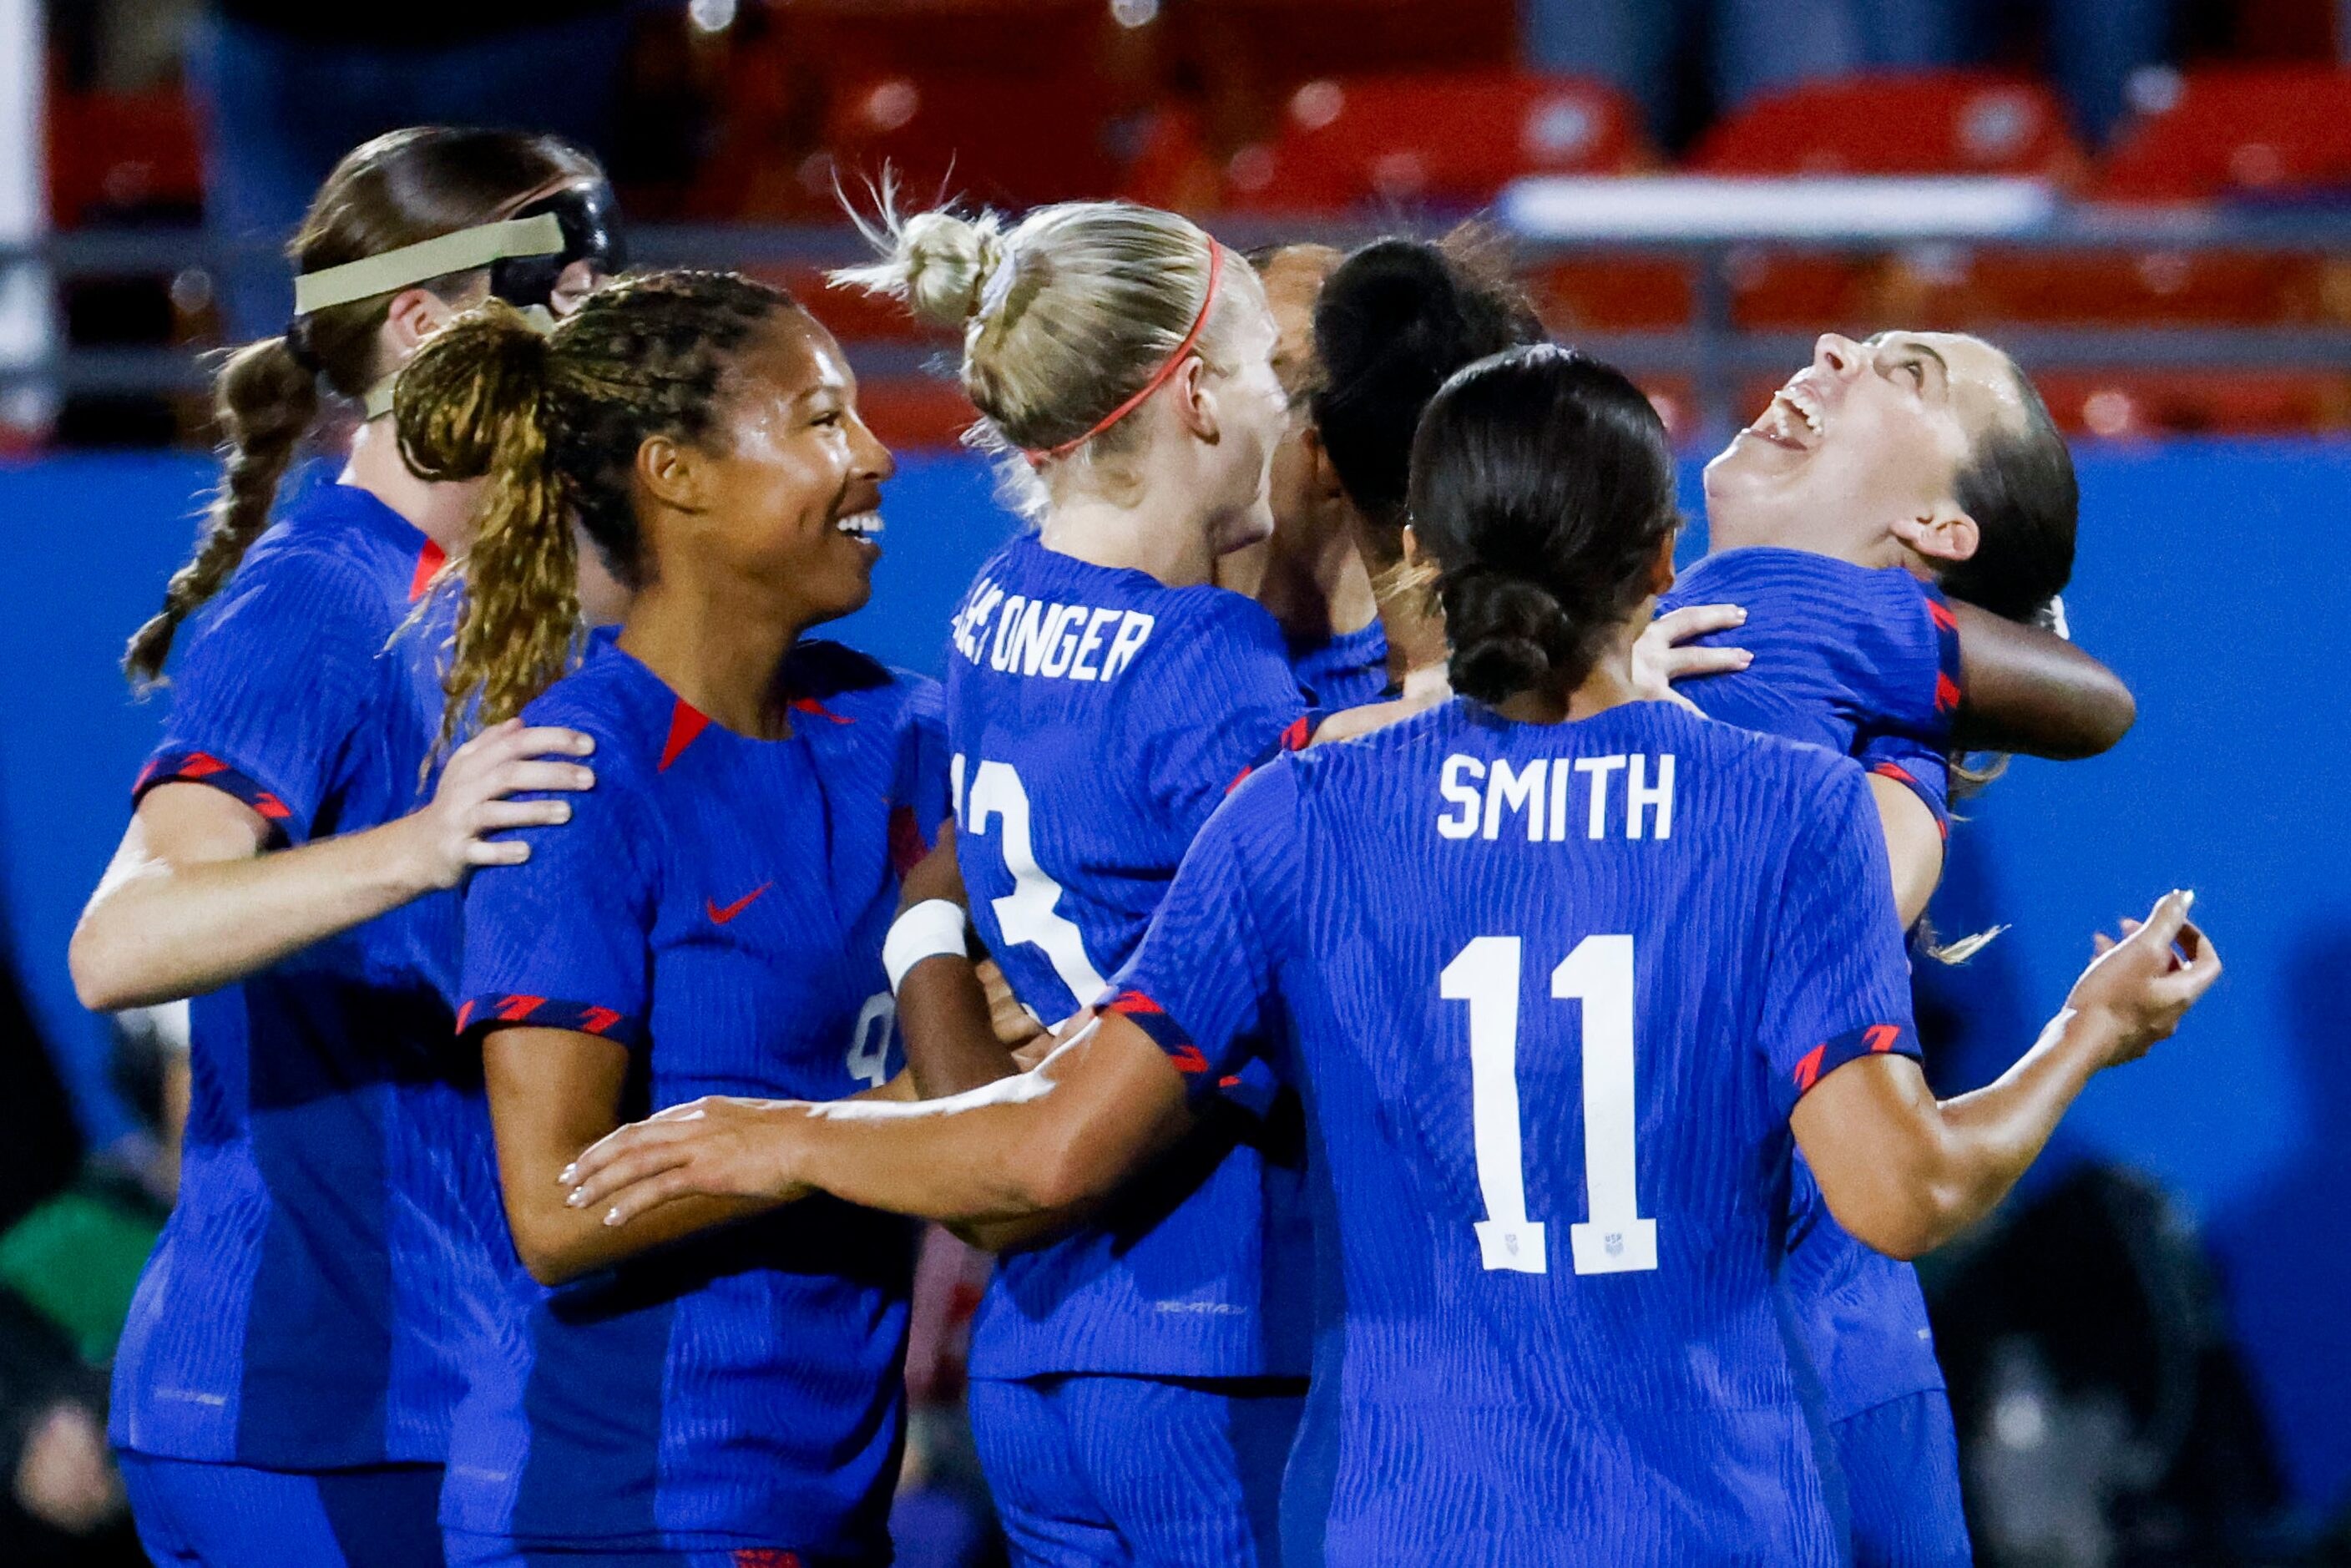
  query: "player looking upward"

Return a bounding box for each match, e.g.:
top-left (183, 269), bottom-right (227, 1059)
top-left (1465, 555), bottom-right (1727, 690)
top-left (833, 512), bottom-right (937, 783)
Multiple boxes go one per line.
top-left (836, 197), bottom-right (1310, 1568)
top-left (557, 342), bottom-right (2218, 1566)
top-left (1669, 328), bottom-right (2127, 1567)
top-left (72, 126), bottom-right (619, 1568)
top-left (392, 271), bottom-right (947, 1568)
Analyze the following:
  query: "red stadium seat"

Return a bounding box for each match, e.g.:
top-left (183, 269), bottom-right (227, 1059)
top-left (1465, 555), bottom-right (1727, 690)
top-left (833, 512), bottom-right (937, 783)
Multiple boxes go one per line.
top-left (2030, 370), bottom-right (2351, 438)
top-left (2101, 66), bottom-right (2351, 200)
top-left (1693, 70), bottom-right (2086, 178)
top-left (1691, 73), bottom-right (2085, 332)
top-left (47, 85), bottom-right (204, 227)
top-left (1533, 259), bottom-right (1693, 332)
top-left (1881, 245), bottom-right (2336, 327)
top-left (1222, 71), bottom-right (1648, 214)
top-left (819, 73), bottom-right (1126, 210)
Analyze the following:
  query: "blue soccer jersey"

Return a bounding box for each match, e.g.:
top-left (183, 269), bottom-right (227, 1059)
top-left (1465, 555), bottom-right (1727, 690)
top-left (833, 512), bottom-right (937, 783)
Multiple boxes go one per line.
top-left (109, 475), bottom-right (495, 1471)
top-left (1661, 546), bottom-right (1963, 1427)
top-left (943, 533), bottom-right (1312, 1379)
top-left (448, 632), bottom-right (941, 1557)
top-left (1661, 546), bottom-right (1963, 756)
top-left (1290, 620), bottom-right (1392, 711)
top-left (1109, 699), bottom-right (1924, 1565)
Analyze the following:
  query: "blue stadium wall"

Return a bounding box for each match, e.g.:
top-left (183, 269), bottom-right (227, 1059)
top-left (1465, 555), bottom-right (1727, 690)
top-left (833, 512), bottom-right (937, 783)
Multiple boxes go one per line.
top-left (2, 443), bottom-right (2345, 1516)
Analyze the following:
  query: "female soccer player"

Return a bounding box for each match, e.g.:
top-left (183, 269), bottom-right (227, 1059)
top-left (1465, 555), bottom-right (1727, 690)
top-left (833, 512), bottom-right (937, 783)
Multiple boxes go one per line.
top-left (1306, 237), bottom-right (2129, 1565)
top-left (394, 269), bottom-right (942, 1568)
top-left (562, 343), bottom-right (2217, 1567)
top-left (70, 126), bottom-right (621, 1568)
top-left (835, 197), bottom-right (1309, 1567)
top-left (1668, 328), bottom-right (2128, 1568)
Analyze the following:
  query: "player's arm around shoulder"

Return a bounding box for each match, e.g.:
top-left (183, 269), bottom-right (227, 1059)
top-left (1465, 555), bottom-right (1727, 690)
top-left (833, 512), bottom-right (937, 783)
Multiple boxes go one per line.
top-left (73, 557), bottom-right (597, 1006)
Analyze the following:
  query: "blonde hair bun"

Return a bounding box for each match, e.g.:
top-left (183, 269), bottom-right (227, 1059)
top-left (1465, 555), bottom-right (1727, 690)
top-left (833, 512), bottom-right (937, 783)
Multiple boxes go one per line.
top-left (838, 205), bottom-right (1012, 330)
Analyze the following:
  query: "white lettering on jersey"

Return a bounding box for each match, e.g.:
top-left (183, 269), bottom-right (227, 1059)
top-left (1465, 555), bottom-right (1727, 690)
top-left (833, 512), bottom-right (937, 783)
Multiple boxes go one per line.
top-left (965, 587), bottom-right (1155, 685)
top-left (1438, 755), bottom-right (1484, 838)
top-left (1439, 752), bottom-right (1678, 843)
top-left (951, 577), bottom-right (1005, 663)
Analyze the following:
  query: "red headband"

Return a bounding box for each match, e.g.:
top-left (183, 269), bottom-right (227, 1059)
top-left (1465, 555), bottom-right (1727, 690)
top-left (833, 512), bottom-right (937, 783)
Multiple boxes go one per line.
top-left (1023, 240), bottom-right (1226, 465)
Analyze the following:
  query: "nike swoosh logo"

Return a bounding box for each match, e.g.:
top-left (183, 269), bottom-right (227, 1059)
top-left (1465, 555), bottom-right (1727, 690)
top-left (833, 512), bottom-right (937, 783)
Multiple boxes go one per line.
top-left (706, 883), bottom-right (772, 924)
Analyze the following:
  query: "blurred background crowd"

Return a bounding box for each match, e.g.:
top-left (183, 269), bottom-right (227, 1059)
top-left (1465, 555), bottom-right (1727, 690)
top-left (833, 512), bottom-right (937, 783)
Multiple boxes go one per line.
top-left (1, 1), bottom-right (2348, 1565)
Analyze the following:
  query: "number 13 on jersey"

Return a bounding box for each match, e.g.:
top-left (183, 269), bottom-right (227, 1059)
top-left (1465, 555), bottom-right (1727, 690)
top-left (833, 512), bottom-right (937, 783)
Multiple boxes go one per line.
top-left (1442, 935), bottom-right (1657, 1277)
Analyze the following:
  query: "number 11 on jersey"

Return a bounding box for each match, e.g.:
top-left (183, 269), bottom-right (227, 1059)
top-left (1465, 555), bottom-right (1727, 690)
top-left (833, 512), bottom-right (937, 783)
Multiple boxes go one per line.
top-left (1442, 934), bottom-right (1658, 1277)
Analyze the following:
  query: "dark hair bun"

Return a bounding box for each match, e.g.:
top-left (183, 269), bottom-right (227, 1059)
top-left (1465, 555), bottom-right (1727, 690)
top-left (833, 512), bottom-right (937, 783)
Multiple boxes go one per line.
top-left (1408, 344), bottom-right (1681, 706)
top-left (1312, 234), bottom-right (1544, 533)
top-left (1446, 569), bottom-right (1582, 706)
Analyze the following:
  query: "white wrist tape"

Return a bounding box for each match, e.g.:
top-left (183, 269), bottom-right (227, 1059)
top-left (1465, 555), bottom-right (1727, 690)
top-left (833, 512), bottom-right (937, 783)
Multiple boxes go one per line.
top-left (884, 899), bottom-right (970, 994)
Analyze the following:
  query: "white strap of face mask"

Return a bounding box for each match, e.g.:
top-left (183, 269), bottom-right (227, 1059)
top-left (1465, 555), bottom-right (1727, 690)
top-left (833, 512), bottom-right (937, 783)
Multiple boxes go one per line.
top-left (293, 212), bottom-right (566, 316)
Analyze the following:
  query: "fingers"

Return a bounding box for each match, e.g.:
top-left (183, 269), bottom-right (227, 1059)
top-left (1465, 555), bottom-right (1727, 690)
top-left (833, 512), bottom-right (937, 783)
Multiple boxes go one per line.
top-left (564, 1141), bottom-right (692, 1212)
top-left (2131, 889), bottom-right (2194, 954)
top-left (562, 1117), bottom-right (690, 1186)
top-left (1651, 603), bottom-right (1747, 641)
top-left (600, 1169), bottom-right (695, 1228)
top-left (464, 838), bottom-right (532, 867)
top-left (2150, 918), bottom-right (2222, 1006)
top-left (473, 799), bottom-right (574, 832)
top-left (1660, 645), bottom-right (1754, 678)
top-left (488, 760), bottom-right (599, 799)
top-left (512, 726), bottom-right (596, 761)
top-left (2091, 932), bottom-right (2116, 956)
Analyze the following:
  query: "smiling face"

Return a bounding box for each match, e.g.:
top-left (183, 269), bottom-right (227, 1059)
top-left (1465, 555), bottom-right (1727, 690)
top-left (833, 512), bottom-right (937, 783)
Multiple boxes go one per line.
top-left (1703, 331), bottom-right (2031, 565)
top-left (685, 312), bottom-right (895, 628)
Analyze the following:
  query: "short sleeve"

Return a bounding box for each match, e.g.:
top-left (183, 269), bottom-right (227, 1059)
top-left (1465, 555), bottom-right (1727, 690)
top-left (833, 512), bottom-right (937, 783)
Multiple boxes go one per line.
top-left (1834, 574), bottom-right (1964, 744)
top-left (1136, 595), bottom-right (1309, 837)
top-left (134, 552), bottom-right (386, 845)
top-left (458, 741), bottom-right (659, 1050)
top-left (1102, 761), bottom-right (1302, 1100)
top-left (1758, 761), bottom-right (1923, 1117)
top-left (1855, 731), bottom-right (1950, 840)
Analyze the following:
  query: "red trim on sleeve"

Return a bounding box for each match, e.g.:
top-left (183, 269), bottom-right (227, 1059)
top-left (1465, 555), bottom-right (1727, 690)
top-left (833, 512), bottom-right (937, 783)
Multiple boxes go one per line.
top-left (460, 994), bottom-right (645, 1049)
top-left (132, 750), bottom-right (298, 844)
top-left (1792, 1023), bottom-right (1923, 1100)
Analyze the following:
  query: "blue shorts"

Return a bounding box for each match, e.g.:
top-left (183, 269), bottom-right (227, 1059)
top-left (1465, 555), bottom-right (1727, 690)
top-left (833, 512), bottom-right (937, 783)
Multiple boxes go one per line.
top-left (1833, 1391), bottom-right (1972, 1568)
top-left (118, 1453), bottom-right (446, 1568)
top-left (968, 1373), bottom-right (1305, 1568)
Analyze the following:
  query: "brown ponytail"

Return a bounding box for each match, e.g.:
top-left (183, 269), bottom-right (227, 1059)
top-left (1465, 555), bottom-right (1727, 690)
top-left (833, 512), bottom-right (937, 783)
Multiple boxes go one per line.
top-left (124, 336), bottom-right (319, 687)
top-left (395, 301), bottom-right (579, 751)
top-left (120, 125), bottom-right (604, 690)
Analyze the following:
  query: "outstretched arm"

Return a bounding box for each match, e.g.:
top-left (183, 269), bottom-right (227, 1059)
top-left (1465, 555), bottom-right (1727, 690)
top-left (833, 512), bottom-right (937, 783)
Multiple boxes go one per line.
top-left (560, 1010), bottom-right (1195, 1230)
top-left (71, 721), bottom-right (594, 1011)
top-left (1793, 890), bottom-right (2217, 1259)
top-left (1949, 600), bottom-right (2135, 759)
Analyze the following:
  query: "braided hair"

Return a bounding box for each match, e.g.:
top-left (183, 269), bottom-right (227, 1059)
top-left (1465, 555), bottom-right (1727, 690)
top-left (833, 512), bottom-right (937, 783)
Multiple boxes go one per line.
top-left (124, 126), bottom-right (599, 689)
top-left (393, 270), bottom-right (796, 751)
